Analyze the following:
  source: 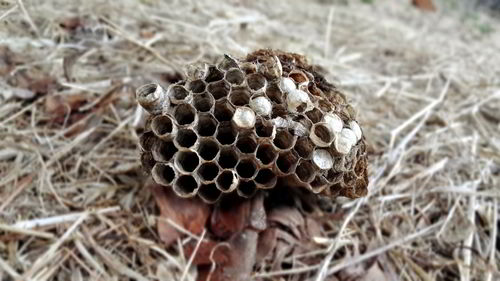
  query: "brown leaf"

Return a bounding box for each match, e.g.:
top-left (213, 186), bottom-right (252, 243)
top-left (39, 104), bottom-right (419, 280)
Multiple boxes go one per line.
top-left (412, 0), bottom-right (436, 11)
top-left (44, 94), bottom-right (88, 123)
top-left (267, 206), bottom-right (304, 239)
top-left (256, 228), bottom-right (277, 262)
top-left (149, 180), bottom-right (210, 247)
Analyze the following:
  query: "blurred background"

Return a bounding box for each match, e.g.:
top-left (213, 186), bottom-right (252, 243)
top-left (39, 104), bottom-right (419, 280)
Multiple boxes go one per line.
top-left (0, 0), bottom-right (499, 280)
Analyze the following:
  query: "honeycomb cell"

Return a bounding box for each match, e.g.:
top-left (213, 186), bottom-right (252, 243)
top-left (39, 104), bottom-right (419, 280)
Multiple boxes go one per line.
top-left (296, 161), bottom-right (315, 183)
top-left (294, 137), bottom-right (314, 159)
top-left (197, 162), bottom-right (220, 182)
top-left (312, 149), bottom-right (333, 170)
top-left (255, 118), bottom-right (275, 138)
top-left (193, 92), bottom-right (214, 112)
top-left (232, 107), bottom-right (256, 129)
top-left (249, 96), bottom-right (272, 116)
top-left (173, 175), bottom-right (199, 197)
top-left (218, 54), bottom-right (239, 71)
top-left (334, 128), bottom-right (356, 155)
top-left (326, 169), bottom-right (343, 183)
top-left (204, 66), bottom-right (224, 83)
top-left (276, 151), bottom-right (298, 175)
top-left (152, 140), bottom-right (178, 162)
top-left (229, 87), bottom-right (251, 106)
top-left (208, 80), bottom-right (230, 100)
top-left (218, 147), bottom-right (238, 169)
top-left (323, 113), bottom-right (343, 134)
top-left (236, 135), bottom-right (257, 154)
top-left (247, 73), bottom-right (266, 91)
top-left (175, 150), bottom-right (200, 173)
top-left (216, 170), bottom-right (238, 192)
top-left (198, 138), bottom-right (219, 161)
top-left (214, 99), bottom-right (235, 122)
top-left (139, 131), bottom-right (157, 151)
top-left (136, 83), bottom-right (168, 114)
top-left (289, 70), bottom-right (309, 84)
top-left (236, 159), bottom-right (257, 179)
top-left (187, 79), bottom-right (206, 94)
top-left (286, 89), bottom-right (313, 113)
top-left (151, 115), bottom-right (176, 139)
top-left (169, 85), bottom-right (189, 103)
top-left (140, 151), bottom-right (155, 172)
top-left (216, 121), bottom-right (237, 145)
top-left (173, 103), bottom-right (196, 126)
top-left (256, 142), bottom-right (278, 166)
top-left (273, 129), bottom-right (296, 150)
top-left (198, 183), bottom-right (222, 203)
top-left (152, 163), bottom-right (176, 186)
top-left (310, 175), bottom-right (328, 193)
top-left (196, 113), bottom-right (218, 137)
top-left (225, 68), bottom-right (245, 85)
top-left (310, 123), bottom-right (334, 147)
top-left (237, 180), bottom-right (257, 198)
top-left (254, 168), bottom-right (277, 189)
top-left (305, 108), bottom-right (323, 124)
top-left (318, 99), bottom-right (333, 112)
top-left (265, 82), bottom-right (284, 103)
top-left (175, 128), bottom-right (197, 148)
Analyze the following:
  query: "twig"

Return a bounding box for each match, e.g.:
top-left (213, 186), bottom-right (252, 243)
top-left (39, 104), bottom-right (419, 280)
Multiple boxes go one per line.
top-left (180, 229), bottom-right (206, 281)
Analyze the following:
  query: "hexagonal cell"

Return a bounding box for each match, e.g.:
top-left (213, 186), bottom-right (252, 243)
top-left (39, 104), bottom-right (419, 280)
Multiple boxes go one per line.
top-left (198, 138), bottom-right (219, 161)
top-left (310, 175), bottom-right (328, 193)
top-left (173, 175), bottom-right (199, 197)
top-left (214, 99), bottom-right (235, 122)
top-left (265, 82), bottom-right (284, 104)
top-left (225, 68), bottom-right (245, 85)
top-left (318, 99), bottom-right (333, 112)
top-left (294, 137), bottom-right (314, 159)
top-left (237, 180), bottom-right (257, 198)
top-left (247, 73), bottom-right (266, 91)
top-left (174, 150), bottom-right (200, 173)
top-left (312, 149), bottom-right (334, 170)
top-left (308, 83), bottom-right (323, 97)
top-left (229, 87), bottom-right (251, 106)
top-left (305, 108), bottom-right (323, 124)
top-left (236, 135), bottom-right (257, 154)
top-left (204, 66), bottom-right (224, 83)
top-left (208, 80), bottom-right (230, 100)
top-left (169, 85), bottom-right (189, 103)
top-left (310, 123), bottom-right (334, 147)
top-left (256, 142), bottom-right (278, 166)
top-left (271, 104), bottom-right (288, 119)
top-left (254, 168), bottom-right (277, 189)
top-left (236, 159), bottom-right (257, 179)
top-left (276, 151), bottom-right (298, 175)
top-left (196, 113), bottom-right (218, 137)
top-left (218, 55), bottom-right (239, 71)
top-left (216, 170), bottom-right (238, 193)
top-left (216, 121), bottom-right (237, 145)
top-left (193, 92), bottom-right (214, 112)
top-left (326, 169), bottom-right (343, 183)
top-left (255, 118), bottom-right (275, 138)
top-left (187, 79), bottom-right (206, 94)
top-left (152, 163), bottom-right (176, 186)
top-left (296, 161), bottom-right (315, 183)
top-left (289, 70), bottom-right (308, 84)
top-left (273, 129), bottom-right (296, 150)
top-left (151, 115), bottom-right (176, 139)
top-left (249, 96), bottom-right (272, 116)
top-left (140, 151), bottom-right (155, 172)
top-left (232, 107), bottom-right (256, 129)
top-left (152, 140), bottom-right (178, 162)
top-left (218, 147), bottom-right (238, 169)
top-left (173, 103), bottom-right (196, 126)
top-left (198, 183), bottom-right (222, 203)
top-left (139, 131), bottom-right (157, 151)
top-left (289, 115), bottom-right (312, 136)
top-left (197, 162), bottom-right (220, 182)
top-left (174, 128), bottom-right (197, 148)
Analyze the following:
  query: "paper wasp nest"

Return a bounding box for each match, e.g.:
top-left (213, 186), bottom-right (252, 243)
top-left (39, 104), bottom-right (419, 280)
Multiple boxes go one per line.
top-left (137, 50), bottom-right (368, 203)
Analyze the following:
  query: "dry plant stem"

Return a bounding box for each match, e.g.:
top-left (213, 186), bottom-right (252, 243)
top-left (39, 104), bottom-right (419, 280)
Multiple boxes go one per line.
top-left (180, 229), bottom-right (207, 281)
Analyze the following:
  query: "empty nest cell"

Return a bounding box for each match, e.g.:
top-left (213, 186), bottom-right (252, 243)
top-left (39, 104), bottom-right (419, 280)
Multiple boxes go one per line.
top-left (256, 142), bottom-right (278, 166)
top-left (225, 68), bottom-right (245, 85)
top-left (218, 148), bottom-right (239, 169)
top-left (198, 183), bottom-right (221, 203)
top-left (216, 170), bottom-right (238, 192)
top-left (276, 151), bottom-right (298, 175)
top-left (273, 129), bottom-right (296, 150)
top-left (247, 73), bottom-right (266, 91)
top-left (208, 80), bottom-right (230, 100)
top-left (193, 92), bottom-right (214, 112)
top-left (175, 150), bottom-right (200, 173)
top-left (196, 113), bottom-right (218, 137)
top-left (236, 135), bottom-right (257, 154)
top-left (204, 66), bottom-right (224, 83)
top-left (187, 79), bottom-right (206, 93)
top-left (254, 168), bottom-right (277, 188)
top-left (174, 103), bottom-right (196, 126)
top-left (151, 115), bottom-right (175, 138)
top-left (173, 175), bottom-right (199, 197)
top-left (214, 99), bottom-right (235, 122)
top-left (198, 138), bottom-right (219, 160)
top-left (152, 140), bottom-right (178, 162)
top-left (236, 159), bottom-right (257, 179)
top-left (197, 162), bottom-right (220, 182)
top-left (175, 129), bottom-right (197, 148)
top-left (229, 87), bottom-right (251, 106)
top-left (169, 85), bottom-right (189, 103)
top-left (152, 163), bottom-right (176, 186)
top-left (237, 180), bottom-right (257, 198)
top-left (216, 121), bottom-right (237, 145)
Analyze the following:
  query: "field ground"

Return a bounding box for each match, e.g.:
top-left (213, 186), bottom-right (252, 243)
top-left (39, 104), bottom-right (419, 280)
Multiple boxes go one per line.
top-left (0, 0), bottom-right (499, 280)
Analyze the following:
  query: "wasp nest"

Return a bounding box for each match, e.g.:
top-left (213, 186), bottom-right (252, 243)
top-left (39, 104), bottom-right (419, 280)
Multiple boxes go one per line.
top-left (137, 50), bottom-right (368, 203)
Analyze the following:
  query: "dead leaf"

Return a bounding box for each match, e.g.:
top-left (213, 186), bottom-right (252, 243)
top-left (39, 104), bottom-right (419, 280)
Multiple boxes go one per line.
top-left (412, 0), bottom-right (436, 11)
top-left (149, 180), bottom-right (210, 247)
top-left (267, 206), bottom-right (304, 239)
top-left (44, 94), bottom-right (88, 123)
top-left (210, 196), bottom-right (251, 239)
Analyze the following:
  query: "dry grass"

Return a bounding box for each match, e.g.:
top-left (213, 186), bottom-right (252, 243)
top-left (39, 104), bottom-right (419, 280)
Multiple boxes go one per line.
top-left (1, 0), bottom-right (499, 280)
